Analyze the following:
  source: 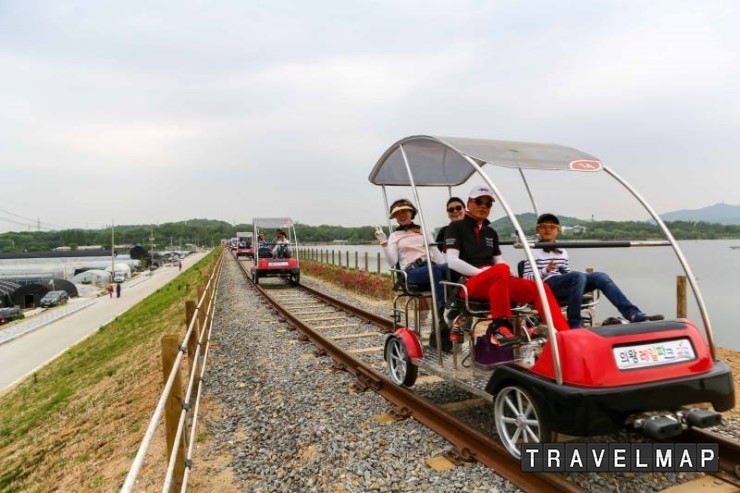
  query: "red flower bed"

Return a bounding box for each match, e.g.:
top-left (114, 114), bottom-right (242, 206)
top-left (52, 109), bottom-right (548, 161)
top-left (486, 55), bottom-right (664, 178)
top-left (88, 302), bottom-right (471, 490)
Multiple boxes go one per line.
top-left (301, 260), bottom-right (393, 300)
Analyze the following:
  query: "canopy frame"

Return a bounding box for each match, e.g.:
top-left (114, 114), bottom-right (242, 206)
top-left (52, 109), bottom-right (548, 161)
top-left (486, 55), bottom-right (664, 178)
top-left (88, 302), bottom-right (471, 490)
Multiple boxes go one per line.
top-left (371, 135), bottom-right (716, 384)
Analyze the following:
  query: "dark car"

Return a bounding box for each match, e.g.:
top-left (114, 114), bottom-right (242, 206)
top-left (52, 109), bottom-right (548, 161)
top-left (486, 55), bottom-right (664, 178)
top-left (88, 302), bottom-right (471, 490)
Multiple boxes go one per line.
top-left (39, 290), bottom-right (69, 308)
top-left (0, 305), bottom-right (22, 325)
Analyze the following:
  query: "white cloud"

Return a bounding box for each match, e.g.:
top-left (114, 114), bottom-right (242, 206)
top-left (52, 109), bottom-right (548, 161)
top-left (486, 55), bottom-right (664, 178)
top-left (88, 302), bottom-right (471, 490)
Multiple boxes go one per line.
top-left (1, 0), bottom-right (739, 232)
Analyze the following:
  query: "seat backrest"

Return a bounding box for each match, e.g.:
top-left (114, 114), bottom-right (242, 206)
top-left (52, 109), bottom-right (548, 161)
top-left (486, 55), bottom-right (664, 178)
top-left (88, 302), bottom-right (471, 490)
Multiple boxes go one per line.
top-left (391, 265), bottom-right (430, 295)
top-left (517, 260), bottom-right (526, 278)
top-left (258, 246), bottom-right (273, 259)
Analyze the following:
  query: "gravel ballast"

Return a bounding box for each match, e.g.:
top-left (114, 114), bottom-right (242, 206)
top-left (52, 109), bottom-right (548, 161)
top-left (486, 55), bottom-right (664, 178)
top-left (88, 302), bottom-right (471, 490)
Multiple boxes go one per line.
top-left (202, 257), bottom-right (738, 492)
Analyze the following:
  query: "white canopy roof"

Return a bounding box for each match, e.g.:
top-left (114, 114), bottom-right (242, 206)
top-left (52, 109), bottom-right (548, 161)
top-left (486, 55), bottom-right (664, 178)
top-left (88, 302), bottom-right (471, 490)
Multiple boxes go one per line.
top-left (368, 135), bottom-right (602, 186)
top-left (252, 218), bottom-right (294, 229)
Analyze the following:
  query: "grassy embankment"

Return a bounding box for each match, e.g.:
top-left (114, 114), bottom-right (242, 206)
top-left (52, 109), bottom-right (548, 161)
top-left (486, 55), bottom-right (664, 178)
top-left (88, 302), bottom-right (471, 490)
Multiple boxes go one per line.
top-left (0, 249), bottom-right (221, 492)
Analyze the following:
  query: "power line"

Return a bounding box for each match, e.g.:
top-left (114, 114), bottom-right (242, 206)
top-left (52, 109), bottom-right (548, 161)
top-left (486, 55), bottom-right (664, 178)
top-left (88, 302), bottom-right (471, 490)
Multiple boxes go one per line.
top-left (0, 207), bottom-right (65, 231)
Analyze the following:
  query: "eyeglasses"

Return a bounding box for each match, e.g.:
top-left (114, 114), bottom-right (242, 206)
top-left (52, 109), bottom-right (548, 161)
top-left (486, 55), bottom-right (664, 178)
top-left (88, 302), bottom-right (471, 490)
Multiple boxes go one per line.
top-left (472, 198), bottom-right (494, 208)
top-left (537, 224), bottom-right (559, 230)
top-left (447, 205), bottom-right (464, 213)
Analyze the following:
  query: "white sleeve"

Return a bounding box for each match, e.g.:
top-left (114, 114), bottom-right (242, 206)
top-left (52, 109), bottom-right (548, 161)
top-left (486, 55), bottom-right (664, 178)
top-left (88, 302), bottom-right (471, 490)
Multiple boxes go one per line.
top-left (427, 232), bottom-right (445, 264)
top-left (446, 249), bottom-right (482, 278)
top-left (382, 233), bottom-right (399, 267)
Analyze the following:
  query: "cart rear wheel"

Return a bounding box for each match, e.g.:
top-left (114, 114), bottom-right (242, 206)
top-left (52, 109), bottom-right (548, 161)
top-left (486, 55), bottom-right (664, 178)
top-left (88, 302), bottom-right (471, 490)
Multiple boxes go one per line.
top-left (494, 385), bottom-right (552, 459)
top-left (292, 273), bottom-right (300, 285)
top-left (254, 273), bottom-right (260, 284)
top-left (385, 336), bottom-right (417, 387)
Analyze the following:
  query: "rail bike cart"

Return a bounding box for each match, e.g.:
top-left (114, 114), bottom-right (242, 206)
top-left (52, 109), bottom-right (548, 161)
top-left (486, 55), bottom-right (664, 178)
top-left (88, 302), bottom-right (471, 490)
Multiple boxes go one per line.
top-left (236, 231), bottom-right (254, 259)
top-left (369, 135), bottom-right (734, 458)
top-left (250, 217), bottom-right (300, 285)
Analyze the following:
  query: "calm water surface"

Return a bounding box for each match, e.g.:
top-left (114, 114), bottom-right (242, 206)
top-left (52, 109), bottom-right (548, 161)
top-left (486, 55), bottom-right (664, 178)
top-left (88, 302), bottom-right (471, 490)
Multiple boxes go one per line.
top-left (304, 240), bottom-right (740, 350)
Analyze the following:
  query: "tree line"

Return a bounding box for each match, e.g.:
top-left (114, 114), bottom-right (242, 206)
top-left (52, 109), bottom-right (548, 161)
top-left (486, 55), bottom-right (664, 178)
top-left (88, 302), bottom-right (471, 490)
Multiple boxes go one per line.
top-left (1, 216), bottom-right (739, 252)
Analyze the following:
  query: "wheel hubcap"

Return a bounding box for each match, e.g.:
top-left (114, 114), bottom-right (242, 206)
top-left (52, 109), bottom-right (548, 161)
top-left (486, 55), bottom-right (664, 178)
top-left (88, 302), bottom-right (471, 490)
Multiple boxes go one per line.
top-left (387, 339), bottom-right (407, 384)
top-left (495, 387), bottom-right (543, 458)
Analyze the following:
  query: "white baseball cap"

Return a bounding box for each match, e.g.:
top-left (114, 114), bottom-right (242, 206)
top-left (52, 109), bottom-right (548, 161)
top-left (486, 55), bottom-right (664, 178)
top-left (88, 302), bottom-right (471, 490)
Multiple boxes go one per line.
top-left (468, 185), bottom-right (495, 200)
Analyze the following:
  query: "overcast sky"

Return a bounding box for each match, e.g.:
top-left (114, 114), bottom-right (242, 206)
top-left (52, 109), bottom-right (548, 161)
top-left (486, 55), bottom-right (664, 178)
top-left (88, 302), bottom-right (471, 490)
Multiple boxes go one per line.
top-left (1, 0), bottom-right (739, 234)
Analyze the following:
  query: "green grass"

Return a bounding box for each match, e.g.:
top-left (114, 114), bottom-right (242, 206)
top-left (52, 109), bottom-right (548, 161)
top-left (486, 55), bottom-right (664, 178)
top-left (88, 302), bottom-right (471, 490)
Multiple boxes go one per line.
top-left (0, 249), bottom-right (221, 491)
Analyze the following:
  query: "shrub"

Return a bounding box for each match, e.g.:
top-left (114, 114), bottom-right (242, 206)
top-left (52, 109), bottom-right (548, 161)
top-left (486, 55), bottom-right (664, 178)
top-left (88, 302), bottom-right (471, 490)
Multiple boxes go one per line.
top-left (301, 260), bottom-right (392, 300)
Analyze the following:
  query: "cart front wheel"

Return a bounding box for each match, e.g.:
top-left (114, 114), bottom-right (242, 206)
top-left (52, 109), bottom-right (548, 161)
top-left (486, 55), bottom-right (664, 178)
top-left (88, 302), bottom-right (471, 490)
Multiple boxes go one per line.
top-left (494, 385), bottom-right (552, 459)
top-left (384, 336), bottom-right (417, 387)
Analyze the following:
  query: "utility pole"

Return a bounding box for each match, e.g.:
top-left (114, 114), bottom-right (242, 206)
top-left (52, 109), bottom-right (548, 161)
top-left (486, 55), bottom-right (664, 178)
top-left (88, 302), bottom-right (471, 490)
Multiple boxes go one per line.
top-left (149, 229), bottom-right (155, 269)
top-left (111, 220), bottom-right (115, 277)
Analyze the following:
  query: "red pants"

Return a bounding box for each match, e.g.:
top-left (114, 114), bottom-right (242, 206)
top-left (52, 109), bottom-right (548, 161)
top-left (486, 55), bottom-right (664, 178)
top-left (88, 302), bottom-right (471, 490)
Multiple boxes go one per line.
top-left (463, 264), bottom-right (570, 331)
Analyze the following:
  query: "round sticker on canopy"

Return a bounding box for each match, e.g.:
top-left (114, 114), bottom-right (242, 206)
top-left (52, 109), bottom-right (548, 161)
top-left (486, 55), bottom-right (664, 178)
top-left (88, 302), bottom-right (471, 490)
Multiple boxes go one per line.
top-left (569, 160), bottom-right (602, 171)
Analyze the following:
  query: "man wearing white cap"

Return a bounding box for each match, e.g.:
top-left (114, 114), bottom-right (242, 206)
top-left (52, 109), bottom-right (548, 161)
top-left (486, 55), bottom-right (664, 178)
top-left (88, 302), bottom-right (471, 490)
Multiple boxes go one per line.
top-left (444, 185), bottom-right (571, 345)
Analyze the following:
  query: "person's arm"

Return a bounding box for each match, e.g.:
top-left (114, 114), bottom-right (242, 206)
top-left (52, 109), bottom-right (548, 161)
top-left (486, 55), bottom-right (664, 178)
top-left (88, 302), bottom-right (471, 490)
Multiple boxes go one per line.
top-left (427, 232), bottom-right (445, 264)
top-left (561, 249), bottom-right (571, 273)
top-left (534, 249), bottom-right (567, 279)
top-left (381, 233), bottom-right (399, 268)
top-left (435, 227), bottom-right (446, 250)
top-left (490, 228), bottom-right (504, 266)
top-left (446, 249), bottom-right (483, 278)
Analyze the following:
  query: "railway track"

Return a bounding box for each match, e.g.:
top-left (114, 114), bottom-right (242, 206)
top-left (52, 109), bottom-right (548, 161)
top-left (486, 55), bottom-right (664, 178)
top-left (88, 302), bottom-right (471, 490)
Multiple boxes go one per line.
top-left (230, 253), bottom-right (740, 492)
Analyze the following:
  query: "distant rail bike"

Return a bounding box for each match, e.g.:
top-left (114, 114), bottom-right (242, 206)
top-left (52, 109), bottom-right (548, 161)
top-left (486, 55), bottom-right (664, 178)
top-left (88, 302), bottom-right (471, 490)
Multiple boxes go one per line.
top-left (250, 217), bottom-right (300, 286)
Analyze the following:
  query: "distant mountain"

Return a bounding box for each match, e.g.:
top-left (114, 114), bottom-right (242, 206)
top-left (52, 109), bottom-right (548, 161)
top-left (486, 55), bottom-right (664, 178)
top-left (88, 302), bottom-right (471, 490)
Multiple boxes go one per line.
top-left (490, 213), bottom-right (585, 233)
top-left (660, 203), bottom-right (740, 225)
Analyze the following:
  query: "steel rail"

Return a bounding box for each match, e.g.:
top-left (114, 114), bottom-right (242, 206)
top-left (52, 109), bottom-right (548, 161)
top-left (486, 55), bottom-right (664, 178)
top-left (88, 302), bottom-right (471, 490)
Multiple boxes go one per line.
top-left (235, 259), bottom-right (583, 493)
top-left (677, 428), bottom-right (740, 487)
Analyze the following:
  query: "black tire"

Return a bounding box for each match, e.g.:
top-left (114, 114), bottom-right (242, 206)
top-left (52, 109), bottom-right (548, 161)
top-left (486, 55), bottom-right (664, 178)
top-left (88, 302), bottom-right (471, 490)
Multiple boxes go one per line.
top-left (254, 273), bottom-right (260, 284)
top-left (494, 385), bottom-right (553, 459)
top-left (384, 336), bottom-right (418, 387)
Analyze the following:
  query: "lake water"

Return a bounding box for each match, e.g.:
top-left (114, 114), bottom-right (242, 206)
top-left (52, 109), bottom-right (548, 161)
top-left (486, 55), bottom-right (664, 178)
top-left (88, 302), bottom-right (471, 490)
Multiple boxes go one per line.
top-left (299, 240), bottom-right (740, 350)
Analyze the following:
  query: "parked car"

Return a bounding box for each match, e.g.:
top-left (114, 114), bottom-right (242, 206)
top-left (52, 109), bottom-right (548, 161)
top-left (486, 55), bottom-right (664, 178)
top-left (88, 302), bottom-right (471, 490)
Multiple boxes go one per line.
top-left (40, 290), bottom-right (69, 308)
top-left (113, 272), bottom-right (126, 283)
top-left (0, 305), bottom-right (22, 325)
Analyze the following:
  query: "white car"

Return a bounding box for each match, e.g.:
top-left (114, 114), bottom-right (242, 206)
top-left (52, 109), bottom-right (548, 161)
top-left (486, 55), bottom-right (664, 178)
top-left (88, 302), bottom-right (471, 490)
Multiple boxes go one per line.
top-left (113, 272), bottom-right (126, 283)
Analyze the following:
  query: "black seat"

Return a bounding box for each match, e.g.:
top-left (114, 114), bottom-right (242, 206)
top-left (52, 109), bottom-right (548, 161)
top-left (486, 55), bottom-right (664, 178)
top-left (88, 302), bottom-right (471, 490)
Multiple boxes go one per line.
top-left (439, 278), bottom-right (491, 316)
top-left (391, 267), bottom-right (431, 295)
top-left (390, 266), bottom-right (433, 332)
top-left (258, 246), bottom-right (273, 259)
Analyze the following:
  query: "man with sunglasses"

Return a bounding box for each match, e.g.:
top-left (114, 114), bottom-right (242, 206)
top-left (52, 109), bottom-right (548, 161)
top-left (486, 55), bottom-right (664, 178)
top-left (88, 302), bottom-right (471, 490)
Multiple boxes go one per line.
top-left (444, 185), bottom-right (571, 345)
top-left (435, 197), bottom-right (466, 252)
top-left (522, 213), bottom-right (663, 328)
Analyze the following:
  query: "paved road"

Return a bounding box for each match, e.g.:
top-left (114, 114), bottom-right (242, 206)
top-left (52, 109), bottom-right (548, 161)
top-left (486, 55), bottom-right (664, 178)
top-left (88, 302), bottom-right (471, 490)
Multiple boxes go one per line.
top-left (0, 252), bottom-right (209, 393)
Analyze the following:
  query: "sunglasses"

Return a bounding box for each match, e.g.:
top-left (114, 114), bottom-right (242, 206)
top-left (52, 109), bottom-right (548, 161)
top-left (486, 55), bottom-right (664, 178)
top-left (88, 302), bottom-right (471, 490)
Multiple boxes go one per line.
top-left (472, 198), bottom-right (494, 208)
top-left (538, 224), bottom-right (559, 230)
top-left (447, 205), bottom-right (464, 213)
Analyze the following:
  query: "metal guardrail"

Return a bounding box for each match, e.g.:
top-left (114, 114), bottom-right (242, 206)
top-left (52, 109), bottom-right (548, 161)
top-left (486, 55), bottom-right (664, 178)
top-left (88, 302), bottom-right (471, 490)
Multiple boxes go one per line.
top-left (121, 251), bottom-right (224, 492)
top-left (296, 247), bottom-right (385, 273)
